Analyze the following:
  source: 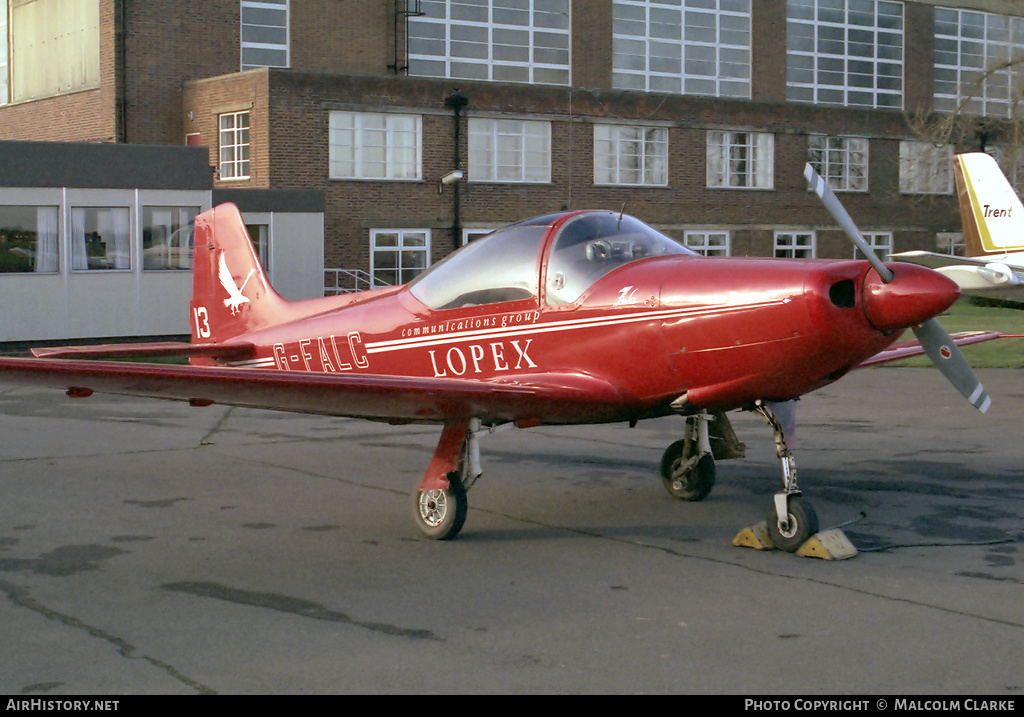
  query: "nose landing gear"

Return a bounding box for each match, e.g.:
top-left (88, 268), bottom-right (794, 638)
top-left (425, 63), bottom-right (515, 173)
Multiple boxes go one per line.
top-left (753, 400), bottom-right (819, 552)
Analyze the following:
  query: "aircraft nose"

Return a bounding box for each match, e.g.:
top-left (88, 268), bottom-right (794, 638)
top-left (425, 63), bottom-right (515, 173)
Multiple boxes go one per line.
top-left (862, 263), bottom-right (961, 332)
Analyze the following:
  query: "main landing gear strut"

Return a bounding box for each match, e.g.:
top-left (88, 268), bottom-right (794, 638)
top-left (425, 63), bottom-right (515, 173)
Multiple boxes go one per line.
top-left (753, 400), bottom-right (819, 552)
top-left (661, 403), bottom-right (819, 553)
top-left (412, 418), bottom-right (487, 540)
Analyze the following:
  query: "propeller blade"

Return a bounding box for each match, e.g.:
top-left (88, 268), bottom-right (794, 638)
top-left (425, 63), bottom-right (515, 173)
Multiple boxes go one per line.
top-left (804, 163), bottom-right (894, 283)
top-left (805, 163), bottom-right (991, 413)
top-left (913, 318), bottom-right (991, 413)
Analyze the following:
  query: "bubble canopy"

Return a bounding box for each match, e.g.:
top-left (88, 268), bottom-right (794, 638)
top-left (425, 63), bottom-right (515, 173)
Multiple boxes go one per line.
top-left (408, 211), bottom-right (695, 310)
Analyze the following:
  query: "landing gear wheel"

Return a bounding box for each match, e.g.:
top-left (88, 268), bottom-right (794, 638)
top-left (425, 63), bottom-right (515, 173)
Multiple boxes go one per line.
top-left (660, 440), bottom-right (716, 501)
top-left (766, 495), bottom-right (819, 553)
top-left (412, 471), bottom-right (468, 540)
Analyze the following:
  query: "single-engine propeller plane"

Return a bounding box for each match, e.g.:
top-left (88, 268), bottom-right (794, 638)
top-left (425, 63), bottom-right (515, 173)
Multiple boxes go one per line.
top-left (0, 165), bottom-right (997, 550)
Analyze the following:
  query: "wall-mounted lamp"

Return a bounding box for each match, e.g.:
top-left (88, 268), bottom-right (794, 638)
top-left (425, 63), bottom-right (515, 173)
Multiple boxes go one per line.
top-left (438, 169), bottom-right (464, 193)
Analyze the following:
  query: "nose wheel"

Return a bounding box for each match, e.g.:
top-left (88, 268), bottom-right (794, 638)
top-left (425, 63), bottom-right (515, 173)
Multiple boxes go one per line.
top-left (754, 401), bottom-right (819, 553)
top-left (765, 493), bottom-right (818, 553)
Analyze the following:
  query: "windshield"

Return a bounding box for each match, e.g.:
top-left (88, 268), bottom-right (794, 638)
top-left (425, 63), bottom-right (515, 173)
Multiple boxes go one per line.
top-left (408, 221), bottom-right (548, 310)
top-left (545, 212), bottom-right (695, 305)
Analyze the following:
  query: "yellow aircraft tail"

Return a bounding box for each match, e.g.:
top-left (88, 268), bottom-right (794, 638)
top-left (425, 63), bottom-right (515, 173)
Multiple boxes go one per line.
top-left (955, 152), bottom-right (1024, 257)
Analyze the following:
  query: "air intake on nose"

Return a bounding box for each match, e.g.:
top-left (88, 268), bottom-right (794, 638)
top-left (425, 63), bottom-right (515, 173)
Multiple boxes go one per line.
top-left (828, 279), bottom-right (856, 309)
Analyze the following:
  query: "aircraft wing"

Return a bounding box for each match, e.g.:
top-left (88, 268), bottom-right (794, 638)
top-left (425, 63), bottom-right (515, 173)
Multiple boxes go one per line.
top-left (0, 356), bottom-right (625, 425)
top-left (892, 251), bottom-right (1024, 300)
top-left (29, 340), bottom-right (255, 361)
top-left (857, 330), bottom-right (1003, 367)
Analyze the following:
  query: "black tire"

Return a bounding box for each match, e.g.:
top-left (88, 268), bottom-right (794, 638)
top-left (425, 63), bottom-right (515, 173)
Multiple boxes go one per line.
top-left (412, 470), bottom-right (468, 540)
top-left (660, 439), bottom-right (716, 501)
top-left (766, 495), bottom-right (819, 553)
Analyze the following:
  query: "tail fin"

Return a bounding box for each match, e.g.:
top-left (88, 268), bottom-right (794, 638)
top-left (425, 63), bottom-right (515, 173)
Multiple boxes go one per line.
top-left (190, 203), bottom-right (288, 345)
top-left (954, 152), bottom-right (1024, 257)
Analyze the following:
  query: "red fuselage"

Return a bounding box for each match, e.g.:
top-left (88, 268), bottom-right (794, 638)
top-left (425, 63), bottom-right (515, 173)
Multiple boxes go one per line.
top-left (215, 211), bottom-right (959, 426)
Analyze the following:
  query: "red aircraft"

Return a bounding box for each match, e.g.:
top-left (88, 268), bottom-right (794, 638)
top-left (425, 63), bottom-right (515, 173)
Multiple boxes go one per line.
top-left (0, 165), bottom-right (995, 550)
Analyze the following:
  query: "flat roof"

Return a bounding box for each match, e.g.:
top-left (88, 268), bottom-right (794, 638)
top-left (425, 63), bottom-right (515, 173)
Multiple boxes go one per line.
top-left (0, 141), bottom-right (213, 190)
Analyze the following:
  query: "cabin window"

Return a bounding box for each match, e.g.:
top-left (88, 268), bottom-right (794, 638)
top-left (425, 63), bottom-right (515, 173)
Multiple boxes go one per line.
top-left (408, 222), bottom-right (547, 309)
top-left (0, 205), bottom-right (58, 273)
top-left (546, 212), bottom-right (694, 305)
top-left (70, 207), bottom-right (131, 271)
top-left (142, 206), bottom-right (198, 271)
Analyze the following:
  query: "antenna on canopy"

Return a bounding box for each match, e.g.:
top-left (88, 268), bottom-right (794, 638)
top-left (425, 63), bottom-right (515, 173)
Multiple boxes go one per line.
top-left (618, 203), bottom-right (626, 229)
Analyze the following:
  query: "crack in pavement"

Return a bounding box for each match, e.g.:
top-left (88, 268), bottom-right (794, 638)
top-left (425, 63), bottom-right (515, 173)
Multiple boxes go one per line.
top-left (0, 579), bottom-right (216, 695)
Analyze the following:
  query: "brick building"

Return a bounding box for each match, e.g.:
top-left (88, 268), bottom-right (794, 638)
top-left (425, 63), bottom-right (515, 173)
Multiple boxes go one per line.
top-left (1, 0), bottom-right (1023, 299)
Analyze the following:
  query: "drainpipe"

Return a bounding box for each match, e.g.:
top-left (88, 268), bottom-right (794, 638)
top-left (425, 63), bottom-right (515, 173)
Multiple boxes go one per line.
top-left (445, 89), bottom-right (468, 251)
top-left (117, 0), bottom-right (128, 142)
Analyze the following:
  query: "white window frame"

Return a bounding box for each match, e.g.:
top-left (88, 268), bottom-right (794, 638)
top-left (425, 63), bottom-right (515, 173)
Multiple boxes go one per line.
top-left (370, 228), bottom-right (431, 287)
top-left (853, 231), bottom-right (893, 261)
top-left (219, 110), bottom-right (251, 181)
top-left (241, 0), bottom-right (290, 70)
top-left (142, 206), bottom-right (199, 271)
top-left (593, 124), bottom-right (669, 186)
top-left (937, 231), bottom-right (966, 257)
top-left (808, 135), bottom-right (869, 192)
top-left (462, 228), bottom-right (495, 245)
top-left (0, 0), bottom-right (8, 105)
top-left (0, 204), bottom-right (59, 273)
top-left (786, 0), bottom-right (904, 109)
top-left (408, 0), bottom-right (570, 85)
top-left (933, 8), bottom-right (1024, 119)
top-left (469, 117), bottom-right (551, 184)
top-left (706, 131), bottom-right (774, 189)
top-left (329, 111), bottom-right (422, 181)
top-left (612, 0), bottom-right (751, 98)
top-left (70, 206), bottom-right (132, 272)
top-left (774, 230), bottom-right (816, 259)
top-left (684, 230), bottom-right (730, 257)
top-left (899, 141), bottom-right (953, 195)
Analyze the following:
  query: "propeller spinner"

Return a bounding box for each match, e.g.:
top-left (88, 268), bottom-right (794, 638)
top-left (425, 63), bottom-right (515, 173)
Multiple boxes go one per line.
top-left (804, 163), bottom-right (991, 413)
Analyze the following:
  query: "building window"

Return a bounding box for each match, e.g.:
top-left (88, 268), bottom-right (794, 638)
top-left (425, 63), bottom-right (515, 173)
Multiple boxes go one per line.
top-left (808, 136), bottom-right (869, 192)
top-left (462, 228), bottom-right (495, 245)
top-left (775, 231), bottom-right (815, 259)
top-left (142, 206), bottom-right (197, 270)
top-left (786, 0), bottom-right (903, 109)
top-left (899, 141), bottom-right (953, 194)
top-left (0, 0), bottom-right (8, 104)
top-left (612, 0), bottom-right (751, 98)
top-left (937, 232), bottom-right (966, 257)
top-left (371, 229), bottom-right (430, 287)
top-left (4, 0), bottom-right (100, 104)
top-left (329, 111), bottom-right (422, 181)
top-left (934, 8), bottom-right (1024, 118)
top-left (241, 0), bottom-right (289, 70)
top-left (70, 207), bottom-right (131, 271)
top-left (593, 124), bottom-right (668, 186)
top-left (854, 231), bottom-right (892, 261)
top-left (247, 223), bottom-right (270, 271)
top-left (469, 118), bottom-right (551, 183)
top-left (0, 205), bottom-right (58, 273)
top-left (219, 111), bottom-right (251, 180)
top-left (408, 0), bottom-right (570, 85)
top-left (707, 131), bottom-right (773, 189)
top-left (684, 230), bottom-right (730, 257)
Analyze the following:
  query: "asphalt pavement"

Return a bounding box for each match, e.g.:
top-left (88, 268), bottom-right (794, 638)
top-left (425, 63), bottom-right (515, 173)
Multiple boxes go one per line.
top-left (0, 368), bottom-right (1021, 695)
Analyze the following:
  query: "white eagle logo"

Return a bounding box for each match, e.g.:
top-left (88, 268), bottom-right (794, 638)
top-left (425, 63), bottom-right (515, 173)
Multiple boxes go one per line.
top-left (218, 253), bottom-right (255, 316)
